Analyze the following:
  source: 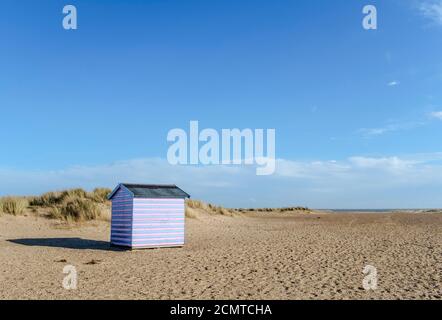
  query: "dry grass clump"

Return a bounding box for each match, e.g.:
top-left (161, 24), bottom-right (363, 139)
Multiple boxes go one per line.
top-left (89, 188), bottom-right (112, 203)
top-left (29, 188), bottom-right (111, 222)
top-left (0, 197), bottom-right (29, 215)
top-left (186, 200), bottom-right (310, 217)
top-left (30, 188), bottom-right (111, 207)
top-left (49, 197), bottom-right (102, 222)
top-left (185, 206), bottom-right (199, 219)
top-left (186, 199), bottom-right (239, 218)
top-left (186, 199), bottom-right (210, 211)
top-left (30, 189), bottom-right (95, 207)
top-left (29, 191), bottom-right (62, 206)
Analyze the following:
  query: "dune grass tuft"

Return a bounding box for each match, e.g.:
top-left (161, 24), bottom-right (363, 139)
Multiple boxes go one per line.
top-left (185, 199), bottom-right (239, 218)
top-left (0, 197), bottom-right (29, 215)
top-left (61, 197), bottom-right (102, 221)
top-left (29, 188), bottom-right (110, 222)
top-left (29, 191), bottom-right (62, 207)
top-left (89, 188), bottom-right (112, 203)
top-left (30, 188), bottom-right (111, 207)
top-left (48, 197), bottom-right (102, 222)
top-left (185, 206), bottom-right (199, 218)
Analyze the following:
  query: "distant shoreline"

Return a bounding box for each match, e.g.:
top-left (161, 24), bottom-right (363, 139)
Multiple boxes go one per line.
top-left (317, 209), bottom-right (442, 214)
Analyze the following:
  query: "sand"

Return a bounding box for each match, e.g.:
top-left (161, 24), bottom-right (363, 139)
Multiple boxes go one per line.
top-left (0, 211), bottom-right (441, 300)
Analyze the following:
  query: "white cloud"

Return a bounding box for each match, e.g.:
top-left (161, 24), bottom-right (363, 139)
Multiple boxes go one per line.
top-left (2, 154), bottom-right (442, 208)
top-left (387, 81), bottom-right (399, 86)
top-left (275, 159), bottom-right (350, 179)
top-left (430, 111), bottom-right (442, 119)
top-left (359, 127), bottom-right (390, 136)
top-left (419, 0), bottom-right (442, 25)
top-left (349, 156), bottom-right (414, 172)
top-left (359, 110), bottom-right (442, 137)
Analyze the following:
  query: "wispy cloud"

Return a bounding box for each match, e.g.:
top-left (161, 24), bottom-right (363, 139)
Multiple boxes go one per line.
top-left (429, 111), bottom-right (442, 119)
top-left (419, 0), bottom-right (442, 25)
top-left (387, 80), bottom-right (400, 86)
top-left (348, 156), bottom-right (415, 172)
top-left (359, 127), bottom-right (390, 136)
top-left (358, 120), bottom-right (425, 137)
top-left (358, 110), bottom-right (442, 137)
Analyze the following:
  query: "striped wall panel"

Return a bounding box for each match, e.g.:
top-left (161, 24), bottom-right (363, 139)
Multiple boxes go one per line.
top-left (131, 198), bottom-right (185, 248)
top-left (111, 191), bottom-right (185, 249)
top-left (110, 187), bottom-right (133, 247)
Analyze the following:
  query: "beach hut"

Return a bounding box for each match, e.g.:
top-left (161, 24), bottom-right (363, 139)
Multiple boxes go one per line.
top-left (108, 183), bottom-right (190, 249)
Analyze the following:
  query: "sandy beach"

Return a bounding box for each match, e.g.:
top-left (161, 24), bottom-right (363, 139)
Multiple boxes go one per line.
top-left (0, 211), bottom-right (441, 300)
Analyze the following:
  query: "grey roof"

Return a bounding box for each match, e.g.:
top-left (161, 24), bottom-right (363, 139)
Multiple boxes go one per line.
top-left (108, 183), bottom-right (190, 200)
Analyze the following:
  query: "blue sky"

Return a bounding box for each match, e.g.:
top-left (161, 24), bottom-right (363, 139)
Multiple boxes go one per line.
top-left (1, 0), bottom-right (442, 208)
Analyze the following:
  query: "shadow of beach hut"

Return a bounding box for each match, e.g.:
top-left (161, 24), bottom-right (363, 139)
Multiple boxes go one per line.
top-left (8, 237), bottom-right (123, 251)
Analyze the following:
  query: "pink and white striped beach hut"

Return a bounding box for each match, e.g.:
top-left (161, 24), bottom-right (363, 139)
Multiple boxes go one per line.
top-left (108, 183), bottom-right (190, 249)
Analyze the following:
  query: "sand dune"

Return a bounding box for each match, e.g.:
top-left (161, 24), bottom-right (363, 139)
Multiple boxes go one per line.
top-left (0, 211), bottom-right (441, 299)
